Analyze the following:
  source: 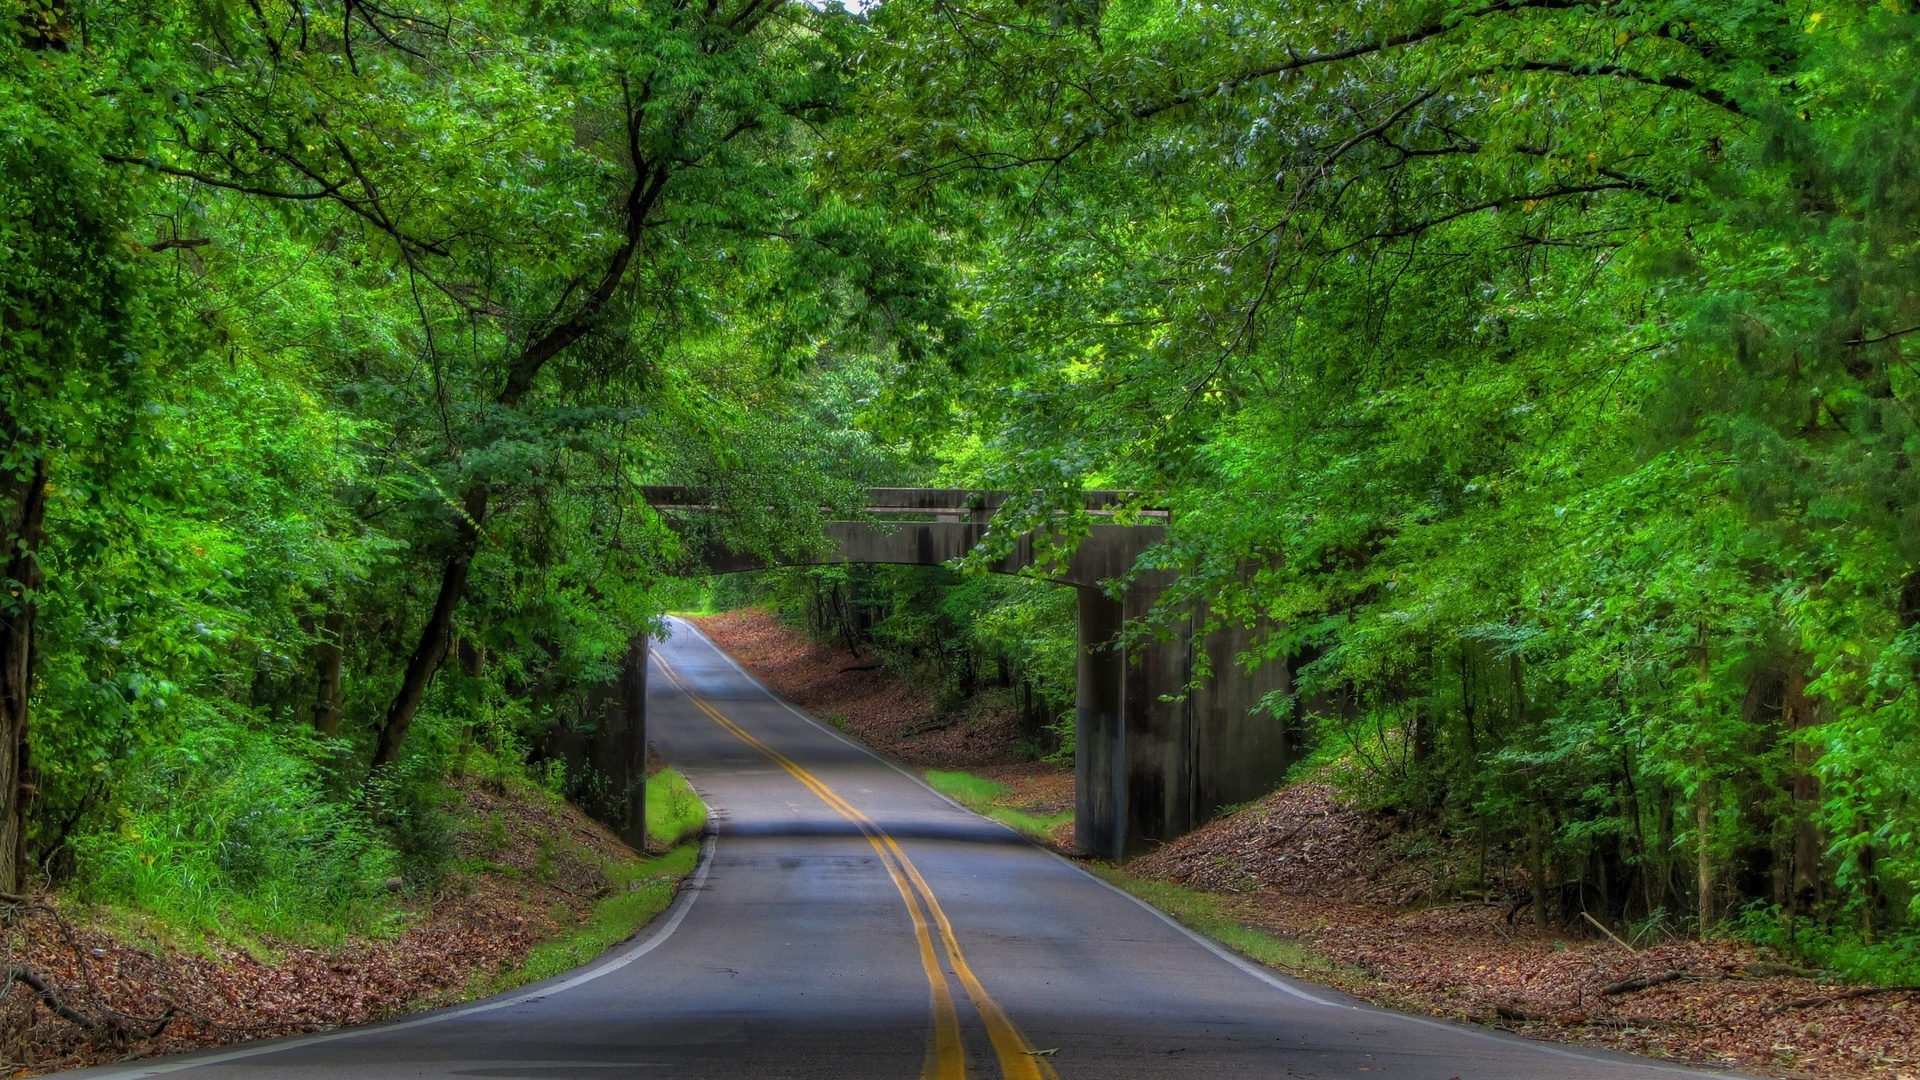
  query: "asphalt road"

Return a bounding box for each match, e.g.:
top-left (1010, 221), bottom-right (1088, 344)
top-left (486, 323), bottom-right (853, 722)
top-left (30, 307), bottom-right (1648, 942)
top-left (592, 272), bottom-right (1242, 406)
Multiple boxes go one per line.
top-left (69, 618), bottom-right (1742, 1080)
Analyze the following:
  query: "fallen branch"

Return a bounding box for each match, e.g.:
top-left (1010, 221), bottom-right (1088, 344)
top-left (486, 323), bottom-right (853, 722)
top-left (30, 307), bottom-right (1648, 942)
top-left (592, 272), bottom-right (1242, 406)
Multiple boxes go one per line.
top-left (1739, 961), bottom-right (1817, 979)
top-left (7, 965), bottom-right (106, 1034)
top-left (1775, 986), bottom-right (1920, 1012)
top-left (1581, 911), bottom-right (1635, 953)
top-left (1, 893), bottom-right (177, 1040)
top-left (1600, 970), bottom-right (1688, 997)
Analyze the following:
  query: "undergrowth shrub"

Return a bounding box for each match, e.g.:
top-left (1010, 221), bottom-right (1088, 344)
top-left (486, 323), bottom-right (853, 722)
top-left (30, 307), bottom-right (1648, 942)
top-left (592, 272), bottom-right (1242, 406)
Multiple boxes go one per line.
top-left (365, 712), bottom-right (462, 891)
top-left (73, 716), bottom-right (398, 940)
top-left (645, 770), bottom-right (706, 848)
top-left (1734, 904), bottom-right (1920, 985)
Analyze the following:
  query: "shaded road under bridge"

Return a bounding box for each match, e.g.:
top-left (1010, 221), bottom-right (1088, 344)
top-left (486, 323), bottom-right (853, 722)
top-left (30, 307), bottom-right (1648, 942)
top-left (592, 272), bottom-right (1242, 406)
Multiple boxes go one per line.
top-left (635, 486), bottom-right (1300, 860)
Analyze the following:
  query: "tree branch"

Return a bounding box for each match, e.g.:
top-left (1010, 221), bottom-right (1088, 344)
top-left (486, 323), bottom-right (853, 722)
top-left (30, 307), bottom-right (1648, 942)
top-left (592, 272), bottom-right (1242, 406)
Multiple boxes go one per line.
top-left (100, 154), bottom-right (341, 200)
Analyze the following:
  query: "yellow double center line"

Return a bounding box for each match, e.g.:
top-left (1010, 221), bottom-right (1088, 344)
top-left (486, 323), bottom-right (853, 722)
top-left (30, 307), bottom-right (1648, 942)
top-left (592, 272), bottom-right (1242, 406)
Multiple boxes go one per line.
top-left (653, 653), bottom-right (1059, 1080)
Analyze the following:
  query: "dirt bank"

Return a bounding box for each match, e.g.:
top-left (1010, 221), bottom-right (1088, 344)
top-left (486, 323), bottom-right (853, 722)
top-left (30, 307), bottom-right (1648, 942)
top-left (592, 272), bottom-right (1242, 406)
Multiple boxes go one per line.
top-left (1, 766), bottom-right (695, 1074)
top-left (692, 606), bottom-right (1069, 786)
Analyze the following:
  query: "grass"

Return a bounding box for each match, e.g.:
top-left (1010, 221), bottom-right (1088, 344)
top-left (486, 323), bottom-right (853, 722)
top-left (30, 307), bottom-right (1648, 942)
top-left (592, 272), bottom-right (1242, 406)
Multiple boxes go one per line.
top-left (924, 768), bottom-right (1007, 804)
top-left (923, 768), bottom-right (1074, 844)
top-left (487, 842), bottom-right (701, 991)
top-left (646, 769), bottom-right (707, 848)
top-left (493, 767), bottom-right (706, 989)
top-left (1090, 865), bottom-right (1345, 980)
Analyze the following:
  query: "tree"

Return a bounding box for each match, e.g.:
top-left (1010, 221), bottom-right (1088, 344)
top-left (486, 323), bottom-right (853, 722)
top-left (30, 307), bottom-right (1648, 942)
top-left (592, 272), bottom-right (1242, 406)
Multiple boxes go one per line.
top-left (849, 0), bottom-right (1920, 946)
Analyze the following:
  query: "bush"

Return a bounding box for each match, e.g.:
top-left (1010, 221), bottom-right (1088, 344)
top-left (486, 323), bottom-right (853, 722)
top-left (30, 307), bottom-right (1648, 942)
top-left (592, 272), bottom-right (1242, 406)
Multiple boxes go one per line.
top-left (645, 769), bottom-right (706, 848)
top-left (72, 716), bottom-right (399, 940)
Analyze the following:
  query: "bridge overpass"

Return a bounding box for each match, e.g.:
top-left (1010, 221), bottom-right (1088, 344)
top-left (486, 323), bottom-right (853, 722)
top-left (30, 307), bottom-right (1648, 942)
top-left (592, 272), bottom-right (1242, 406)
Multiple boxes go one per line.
top-left (559, 488), bottom-right (1297, 860)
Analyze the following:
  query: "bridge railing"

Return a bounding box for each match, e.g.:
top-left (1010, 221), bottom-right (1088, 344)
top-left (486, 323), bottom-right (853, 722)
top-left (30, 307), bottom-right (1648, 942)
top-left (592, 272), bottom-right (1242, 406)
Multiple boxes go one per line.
top-left (640, 486), bottom-right (1169, 522)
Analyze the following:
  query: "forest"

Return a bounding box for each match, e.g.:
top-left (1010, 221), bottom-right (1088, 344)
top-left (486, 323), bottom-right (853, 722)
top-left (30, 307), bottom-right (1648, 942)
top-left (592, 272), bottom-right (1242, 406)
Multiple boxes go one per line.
top-left (4, 0), bottom-right (1919, 987)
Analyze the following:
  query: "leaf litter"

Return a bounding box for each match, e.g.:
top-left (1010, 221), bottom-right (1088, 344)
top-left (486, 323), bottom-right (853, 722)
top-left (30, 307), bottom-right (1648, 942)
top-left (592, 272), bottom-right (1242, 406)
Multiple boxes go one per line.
top-left (0, 772), bottom-right (676, 1075)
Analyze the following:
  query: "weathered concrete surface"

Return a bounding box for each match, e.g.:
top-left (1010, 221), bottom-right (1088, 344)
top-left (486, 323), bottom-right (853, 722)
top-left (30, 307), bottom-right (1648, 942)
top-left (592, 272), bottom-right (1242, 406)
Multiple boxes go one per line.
top-left (1190, 618), bottom-right (1296, 820)
top-left (1073, 588), bottom-right (1124, 858)
top-left (696, 520), bottom-right (1164, 591)
top-left (544, 636), bottom-right (649, 849)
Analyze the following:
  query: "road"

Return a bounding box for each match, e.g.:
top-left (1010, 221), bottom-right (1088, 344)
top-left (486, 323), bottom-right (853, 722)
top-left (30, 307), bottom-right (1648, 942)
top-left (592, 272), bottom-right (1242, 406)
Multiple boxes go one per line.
top-left (70, 618), bottom-right (1739, 1079)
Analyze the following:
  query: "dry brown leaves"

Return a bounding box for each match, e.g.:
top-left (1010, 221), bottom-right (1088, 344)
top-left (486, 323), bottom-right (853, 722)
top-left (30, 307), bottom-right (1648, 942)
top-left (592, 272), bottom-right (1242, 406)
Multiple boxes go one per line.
top-left (1135, 784), bottom-right (1920, 1080)
top-left (1131, 782), bottom-right (1385, 896)
top-left (0, 773), bottom-right (646, 1076)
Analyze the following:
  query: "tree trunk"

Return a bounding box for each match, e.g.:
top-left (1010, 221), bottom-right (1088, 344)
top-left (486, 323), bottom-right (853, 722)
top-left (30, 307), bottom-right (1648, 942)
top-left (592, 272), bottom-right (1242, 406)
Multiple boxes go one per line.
top-left (1459, 642), bottom-right (1478, 757)
top-left (1655, 780), bottom-right (1677, 909)
top-left (312, 608), bottom-right (346, 737)
top-left (370, 485), bottom-right (486, 769)
top-left (364, 121), bottom-right (674, 771)
top-left (1784, 664), bottom-right (1822, 917)
top-left (459, 628), bottom-right (485, 679)
top-left (1695, 773), bottom-right (1717, 934)
top-left (1692, 623), bottom-right (1715, 937)
top-left (1528, 800), bottom-right (1549, 928)
top-left (0, 456), bottom-right (49, 892)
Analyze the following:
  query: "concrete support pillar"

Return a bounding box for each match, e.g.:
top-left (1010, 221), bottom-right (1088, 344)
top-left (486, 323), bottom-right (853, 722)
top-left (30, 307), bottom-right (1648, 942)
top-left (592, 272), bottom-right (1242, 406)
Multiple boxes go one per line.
top-left (546, 634), bottom-right (649, 850)
top-left (1074, 592), bottom-right (1298, 859)
top-left (1120, 584), bottom-right (1192, 856)
top-left (1074, 588), bottom-right (1125, 858)
top-left (621, 634), bottom-right (649, 848)
top-left (1189, 618), bottom-right (1293, 820)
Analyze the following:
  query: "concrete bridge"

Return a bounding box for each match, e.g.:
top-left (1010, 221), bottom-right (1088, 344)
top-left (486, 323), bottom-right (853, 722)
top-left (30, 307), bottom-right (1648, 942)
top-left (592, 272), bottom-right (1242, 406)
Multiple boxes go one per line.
top-left (557, 488), bottom-right (1297, 860)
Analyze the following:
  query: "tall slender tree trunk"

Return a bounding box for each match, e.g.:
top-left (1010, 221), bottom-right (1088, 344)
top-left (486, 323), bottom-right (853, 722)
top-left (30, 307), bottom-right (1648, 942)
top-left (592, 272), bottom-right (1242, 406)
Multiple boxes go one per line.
top-left (1655, 781), bottom-right (1677, 909)
top-left (312, 607), bottom-right (347, 737)
top-left (371, 485), bottom-right (487, 769)
top-left (1784, 665), bottom-right (1822, 917)
top-left (0, 456), bottom-right (49, 892)
top-left (1692, 623), bottom-right (1715, 937)
top-left (364, 122), bottom-right (672, 771)
top-left (1695, 774), bottom-right (1716, 933)
top-left (1527, 798), bottom-right (1550, 928)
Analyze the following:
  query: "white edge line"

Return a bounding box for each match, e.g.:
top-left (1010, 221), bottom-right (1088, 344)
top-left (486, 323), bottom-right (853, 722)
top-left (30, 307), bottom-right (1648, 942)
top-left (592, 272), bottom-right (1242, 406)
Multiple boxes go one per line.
top-left (667, 617), bottom-right (1749, 1080)
top-left (1075, 865), bottom-right (1744, 1077)
top-left (74, 829), bottom-right (719, 1079)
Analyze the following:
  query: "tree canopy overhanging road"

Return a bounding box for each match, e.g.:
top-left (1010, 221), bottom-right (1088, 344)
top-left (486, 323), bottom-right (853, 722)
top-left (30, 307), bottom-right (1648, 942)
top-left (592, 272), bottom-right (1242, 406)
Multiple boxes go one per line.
top-left (5, 0), bottom-right (1920, 1069)
top-left (61, 621), bottom-right (1745, 1080)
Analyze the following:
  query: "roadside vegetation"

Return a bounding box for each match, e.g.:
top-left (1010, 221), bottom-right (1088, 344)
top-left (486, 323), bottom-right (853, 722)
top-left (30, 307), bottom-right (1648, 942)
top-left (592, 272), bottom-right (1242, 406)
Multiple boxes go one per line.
top-left (645, 771), bottom-right (708, 851)
top-left (0, 762), bottom-right (703, 1072)
top-left (493, 842), bottom-right (701, 991)
top-left (8, 0), bottom-right (1920, 1071)
top-left (923, 770), bottom-right (1073, 847)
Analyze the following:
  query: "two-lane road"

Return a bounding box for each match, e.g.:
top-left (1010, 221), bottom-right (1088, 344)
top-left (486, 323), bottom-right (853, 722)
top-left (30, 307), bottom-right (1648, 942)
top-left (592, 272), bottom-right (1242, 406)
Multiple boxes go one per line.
top-left (72, 620), bottom-right (1738, 1079)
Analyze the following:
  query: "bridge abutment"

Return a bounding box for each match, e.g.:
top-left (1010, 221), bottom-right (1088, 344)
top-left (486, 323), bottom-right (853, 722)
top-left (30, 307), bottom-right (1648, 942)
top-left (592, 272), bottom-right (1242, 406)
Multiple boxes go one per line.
top-left (1076, 586), bottom-right (1296, 860)
top-left (1073, 588), bottom-right (1125, 857)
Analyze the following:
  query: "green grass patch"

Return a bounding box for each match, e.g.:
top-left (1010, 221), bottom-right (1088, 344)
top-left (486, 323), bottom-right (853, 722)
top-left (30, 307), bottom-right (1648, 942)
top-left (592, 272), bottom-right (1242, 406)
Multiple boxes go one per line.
top-left (923, 769), bottom-right (1073, 843)
top-left (1091, 865), bottom-right (1343, 979)
top-left (985, 806), bottom-right (1074, 839)
top-left (489, 842), bottom-right (700, 991)
top-left (925, 769), bottom-right (1010, 805)
top-left (646, 769), bottom-right (706, 848)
